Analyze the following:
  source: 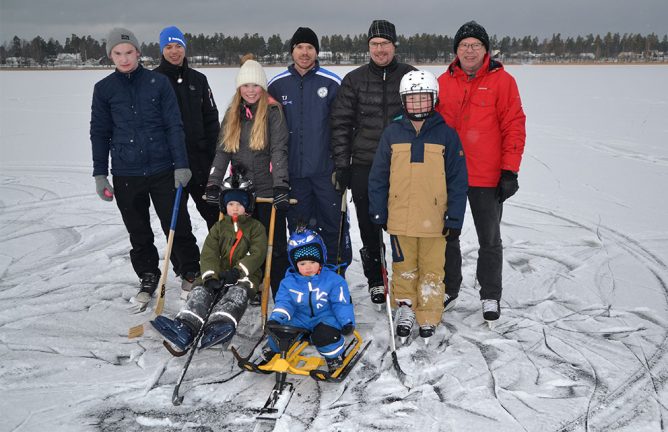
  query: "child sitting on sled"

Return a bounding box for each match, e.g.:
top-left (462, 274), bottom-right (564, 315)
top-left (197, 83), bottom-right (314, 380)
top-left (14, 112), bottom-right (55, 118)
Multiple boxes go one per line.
top-left (151, 172), bottom-right (268, 351)
top-left (265, 227), bottom-right (355, 372)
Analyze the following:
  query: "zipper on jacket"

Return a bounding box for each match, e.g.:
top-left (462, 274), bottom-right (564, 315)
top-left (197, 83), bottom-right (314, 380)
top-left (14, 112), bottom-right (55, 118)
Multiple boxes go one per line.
top-left (382, 69), bottom-right (388, 125)
top-left (308, 281), bottom-right (315, 317)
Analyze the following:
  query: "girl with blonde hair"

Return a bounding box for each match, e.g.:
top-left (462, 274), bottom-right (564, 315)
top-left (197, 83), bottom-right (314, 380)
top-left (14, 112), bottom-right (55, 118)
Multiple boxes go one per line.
top-left (206, 54), bottom-right (290, 298)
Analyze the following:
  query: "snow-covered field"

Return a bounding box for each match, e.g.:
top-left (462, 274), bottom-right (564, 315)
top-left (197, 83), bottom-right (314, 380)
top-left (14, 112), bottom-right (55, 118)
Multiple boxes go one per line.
top-left (1, 64), bottom-right (667, 432)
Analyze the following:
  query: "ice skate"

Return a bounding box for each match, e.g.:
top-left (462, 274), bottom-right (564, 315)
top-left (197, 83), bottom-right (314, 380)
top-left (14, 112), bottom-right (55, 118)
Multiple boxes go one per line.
top-left (395, 302), bottom-right (415, 344)
top-left (443, 293), bottom-right (458, 311)
top-left (419, 324), bottom-right (436, 345)
top-left (369, 284), bottom-right (385, 311)
top-left (131, 272), bottom-right (159, 312)
top-left (482, 299), bottom-right (500, 328)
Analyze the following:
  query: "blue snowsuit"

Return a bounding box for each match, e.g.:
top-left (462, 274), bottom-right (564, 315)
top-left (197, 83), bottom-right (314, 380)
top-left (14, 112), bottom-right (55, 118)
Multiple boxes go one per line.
top-left (268, 265), bottom-right (355, 358)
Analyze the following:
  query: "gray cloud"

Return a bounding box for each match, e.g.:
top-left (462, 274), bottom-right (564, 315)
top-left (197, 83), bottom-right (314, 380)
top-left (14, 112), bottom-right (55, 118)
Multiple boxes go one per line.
top-left (2, 0), bottom-right (667, 45)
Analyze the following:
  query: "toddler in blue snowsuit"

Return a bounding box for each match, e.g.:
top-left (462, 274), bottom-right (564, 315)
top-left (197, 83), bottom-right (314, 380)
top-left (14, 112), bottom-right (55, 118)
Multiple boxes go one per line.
top-left (267, 227), bottom-right (355, 371)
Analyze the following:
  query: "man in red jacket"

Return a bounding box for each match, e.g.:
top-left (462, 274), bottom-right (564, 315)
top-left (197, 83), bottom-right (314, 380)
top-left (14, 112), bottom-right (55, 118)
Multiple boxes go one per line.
top-left (435, 21), bottom-right (526, 323)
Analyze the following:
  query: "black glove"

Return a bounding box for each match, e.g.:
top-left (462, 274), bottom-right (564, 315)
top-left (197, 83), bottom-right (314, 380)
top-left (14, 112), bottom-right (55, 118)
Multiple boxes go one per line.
top-left (497, 170), bottom-right (519, 203)
top-left (203, 278), bottom-right (224, 292)
top-left (266, 319), bottom-right (281, 327)
top-left (445, 228), bottom-right (461, 240)
top-left (220, 268), bottom-right (241, 285)
top-left (204, 184), bottom-right (221, 206)
top-left (341, 323), bottom-right (354, 336)
top-left (332, 167), bottom-right (351, 192)
top-left (273, 187), bottom-right (290, 212)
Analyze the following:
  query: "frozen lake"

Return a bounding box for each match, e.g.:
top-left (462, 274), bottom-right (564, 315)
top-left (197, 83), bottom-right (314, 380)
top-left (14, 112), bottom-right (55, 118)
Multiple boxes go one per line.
top-left (0, 64), bottom-right (667, 431)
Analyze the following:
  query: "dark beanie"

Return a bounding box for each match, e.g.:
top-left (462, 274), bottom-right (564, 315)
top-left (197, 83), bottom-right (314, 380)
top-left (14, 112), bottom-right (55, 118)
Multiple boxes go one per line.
top-left (290, 27), bottom-right (319, 53)
top-left (368, 19), bottom-right (397, 45)
top-left (453, 21), bottom-right (490, 53)
top-left (223, 190), bottom-right (250, 210)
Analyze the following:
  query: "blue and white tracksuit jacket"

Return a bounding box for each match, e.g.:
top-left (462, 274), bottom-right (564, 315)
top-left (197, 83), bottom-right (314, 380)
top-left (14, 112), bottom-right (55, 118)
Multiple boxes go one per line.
top-left (269, 266), bottom-right (355, 358)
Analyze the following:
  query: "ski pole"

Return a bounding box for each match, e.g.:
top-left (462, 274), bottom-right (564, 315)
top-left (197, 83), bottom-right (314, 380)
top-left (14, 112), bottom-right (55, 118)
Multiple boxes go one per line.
top-left (379, 229), bottom-right (406, 380)
top-left (128, 184), bottom-right (183, 338)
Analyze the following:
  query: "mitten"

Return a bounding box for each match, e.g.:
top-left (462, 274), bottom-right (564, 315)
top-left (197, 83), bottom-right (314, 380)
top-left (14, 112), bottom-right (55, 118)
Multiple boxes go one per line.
top-left (220, 268), bottom-right (241, 285)
top-left (497, 170), bottom-right (519, 203)
top-left (174, 168), bottom-right (192, 188)
top-left (94, 175), bottom-right (114, 201)
top-left (332, 167), bottom-right (351, 192)
top-left (273, 187), bottom-right (290, 212)
top-left (203, 277), bottom-right (224, 292)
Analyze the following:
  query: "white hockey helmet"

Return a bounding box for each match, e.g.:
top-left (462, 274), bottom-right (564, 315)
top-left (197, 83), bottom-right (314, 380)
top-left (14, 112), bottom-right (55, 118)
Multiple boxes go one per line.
top-left (399, 70), bottom-right (439, 120)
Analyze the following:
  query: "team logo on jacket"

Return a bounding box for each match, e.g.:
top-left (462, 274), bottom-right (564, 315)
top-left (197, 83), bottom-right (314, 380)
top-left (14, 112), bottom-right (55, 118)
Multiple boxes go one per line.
top-left (281, 95), bottom-right (293, 105)
top-left (317, 87), bottom-right (328, 98)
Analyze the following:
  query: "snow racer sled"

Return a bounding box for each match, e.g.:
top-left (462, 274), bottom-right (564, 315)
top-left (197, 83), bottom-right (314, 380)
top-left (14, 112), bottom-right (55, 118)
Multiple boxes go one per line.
top-left (231, 322), bottom-right (369, 383)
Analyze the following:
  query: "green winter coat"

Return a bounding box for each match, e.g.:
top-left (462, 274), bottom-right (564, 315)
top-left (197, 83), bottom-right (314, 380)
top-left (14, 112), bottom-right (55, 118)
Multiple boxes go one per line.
top-left (199, 214), bottom-right (268, 295)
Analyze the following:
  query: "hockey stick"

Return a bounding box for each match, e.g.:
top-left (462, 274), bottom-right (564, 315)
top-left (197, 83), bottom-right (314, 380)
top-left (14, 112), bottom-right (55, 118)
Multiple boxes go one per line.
top-left (335, 189), bottom-right (348, 275)
top-left (128, 184), bottom-right (183, 338)
top-left (260, 202), bottom-right (276, 331)
top-left (255, 196), bottom-right (296, 331)
top-left (378, 230), bottom-right (407, 380)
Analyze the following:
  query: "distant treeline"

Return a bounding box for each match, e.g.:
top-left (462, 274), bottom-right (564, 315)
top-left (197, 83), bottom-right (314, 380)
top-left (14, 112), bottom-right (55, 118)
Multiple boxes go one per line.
top-left (2, 31), bottom-right (667, 66)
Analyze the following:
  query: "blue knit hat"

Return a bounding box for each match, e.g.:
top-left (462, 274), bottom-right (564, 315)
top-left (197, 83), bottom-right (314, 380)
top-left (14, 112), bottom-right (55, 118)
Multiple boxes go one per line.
top-left (160, 26), bottom-right (186, 52)
top-left (292, 244), bottom-right (323, 265)
top-left (223, 190), bottom-right (249, 210)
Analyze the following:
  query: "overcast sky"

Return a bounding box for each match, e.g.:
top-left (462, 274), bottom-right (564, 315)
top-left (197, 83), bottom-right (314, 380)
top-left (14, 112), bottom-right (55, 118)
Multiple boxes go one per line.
top-left (1, 0), bottom-right (667, 45)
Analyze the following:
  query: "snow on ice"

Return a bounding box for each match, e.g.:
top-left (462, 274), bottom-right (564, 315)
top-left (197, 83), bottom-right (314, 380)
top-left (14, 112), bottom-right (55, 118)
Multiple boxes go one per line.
top-left (0, 65), bottom-right (667, 431)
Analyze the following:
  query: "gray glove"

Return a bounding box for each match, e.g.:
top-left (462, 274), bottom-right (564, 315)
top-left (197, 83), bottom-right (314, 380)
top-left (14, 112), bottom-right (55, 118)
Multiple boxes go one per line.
top-left (94, 175), bottom-right (114, 201)
top-left (174, 168), bottom-right (192, 188)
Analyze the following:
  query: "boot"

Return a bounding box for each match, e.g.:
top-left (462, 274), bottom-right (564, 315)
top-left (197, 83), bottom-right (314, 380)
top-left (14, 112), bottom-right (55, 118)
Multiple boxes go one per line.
top-left (151, 316), bottom-right (194, 351)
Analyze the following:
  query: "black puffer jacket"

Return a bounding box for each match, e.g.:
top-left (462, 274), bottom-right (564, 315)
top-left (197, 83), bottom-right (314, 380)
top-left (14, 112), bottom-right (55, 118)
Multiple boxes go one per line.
top-left (330, 58), bottom-right (416, 168)
top-left (154, 57), bottom-right (220, 184)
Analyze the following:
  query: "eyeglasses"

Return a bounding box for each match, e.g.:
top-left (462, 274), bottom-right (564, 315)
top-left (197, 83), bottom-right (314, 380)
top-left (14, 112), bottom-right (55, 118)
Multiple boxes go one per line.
top-left (369, 41), bottom-right (393, 49)
top-left (458, 42), bottom-right (484, 51)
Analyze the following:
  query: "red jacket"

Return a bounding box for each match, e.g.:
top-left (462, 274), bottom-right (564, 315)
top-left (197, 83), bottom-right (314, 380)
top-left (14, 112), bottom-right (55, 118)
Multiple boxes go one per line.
top-left (436, 55), bottom-right (526, 187)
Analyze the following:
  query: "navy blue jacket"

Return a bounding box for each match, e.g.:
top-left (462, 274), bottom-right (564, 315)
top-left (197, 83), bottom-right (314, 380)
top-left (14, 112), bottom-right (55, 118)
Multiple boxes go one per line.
top-left (90, 65), bottom-right (188, 177)
top-left (270, 265), bottom-right (355, 331)
top-left (268, 61), bottom-right (340, 179)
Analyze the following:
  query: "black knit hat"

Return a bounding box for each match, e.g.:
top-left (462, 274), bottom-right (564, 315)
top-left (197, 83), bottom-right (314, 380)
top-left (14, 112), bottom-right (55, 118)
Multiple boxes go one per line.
top-left (291, 27), bottom-right (319, 53)
top-left (368, 19), bottom-right (397, 45)
top-left (453, 21), bottom-right (490, 53)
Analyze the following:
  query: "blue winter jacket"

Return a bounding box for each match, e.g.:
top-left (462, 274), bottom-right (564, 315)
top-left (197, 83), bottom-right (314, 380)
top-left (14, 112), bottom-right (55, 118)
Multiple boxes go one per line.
top-left (268, 61), bottom-right (340, 179)
top-left (270, 265), bottom-right (355, 331)
top-left (90, 65), bottom-right (189, 177)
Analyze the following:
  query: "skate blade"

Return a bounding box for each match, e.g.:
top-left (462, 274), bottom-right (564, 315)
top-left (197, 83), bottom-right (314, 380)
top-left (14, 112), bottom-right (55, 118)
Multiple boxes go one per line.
top-left (422, 337), bottom-right (431, 346)
top-left (399, 336), bottom-right (408, 345)
top-left (485, 319), bottom-right (498, 330)
top-left (375, 304), bottom-right (383, 312)
top-left (128, 294), bottom-right (150, 314)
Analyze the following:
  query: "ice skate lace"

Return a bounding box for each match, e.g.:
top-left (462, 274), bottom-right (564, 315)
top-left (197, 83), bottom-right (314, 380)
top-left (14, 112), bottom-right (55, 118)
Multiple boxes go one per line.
top-left (482, 299), bottom-right (499, 313)
top-left (396, 305), bottom-right (415, 328)
top-left (369, 285), bottom-right (385, 297)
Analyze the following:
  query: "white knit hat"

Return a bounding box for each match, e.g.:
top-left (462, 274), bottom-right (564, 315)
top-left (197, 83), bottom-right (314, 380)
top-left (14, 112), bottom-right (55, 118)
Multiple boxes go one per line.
top-left (235, 59), bottom-right (267, 91)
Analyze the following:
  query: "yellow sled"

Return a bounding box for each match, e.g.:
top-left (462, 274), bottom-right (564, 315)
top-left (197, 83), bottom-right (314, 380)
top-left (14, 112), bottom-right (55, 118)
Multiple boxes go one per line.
top-left (231, 322), bottom-right (369, 382)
